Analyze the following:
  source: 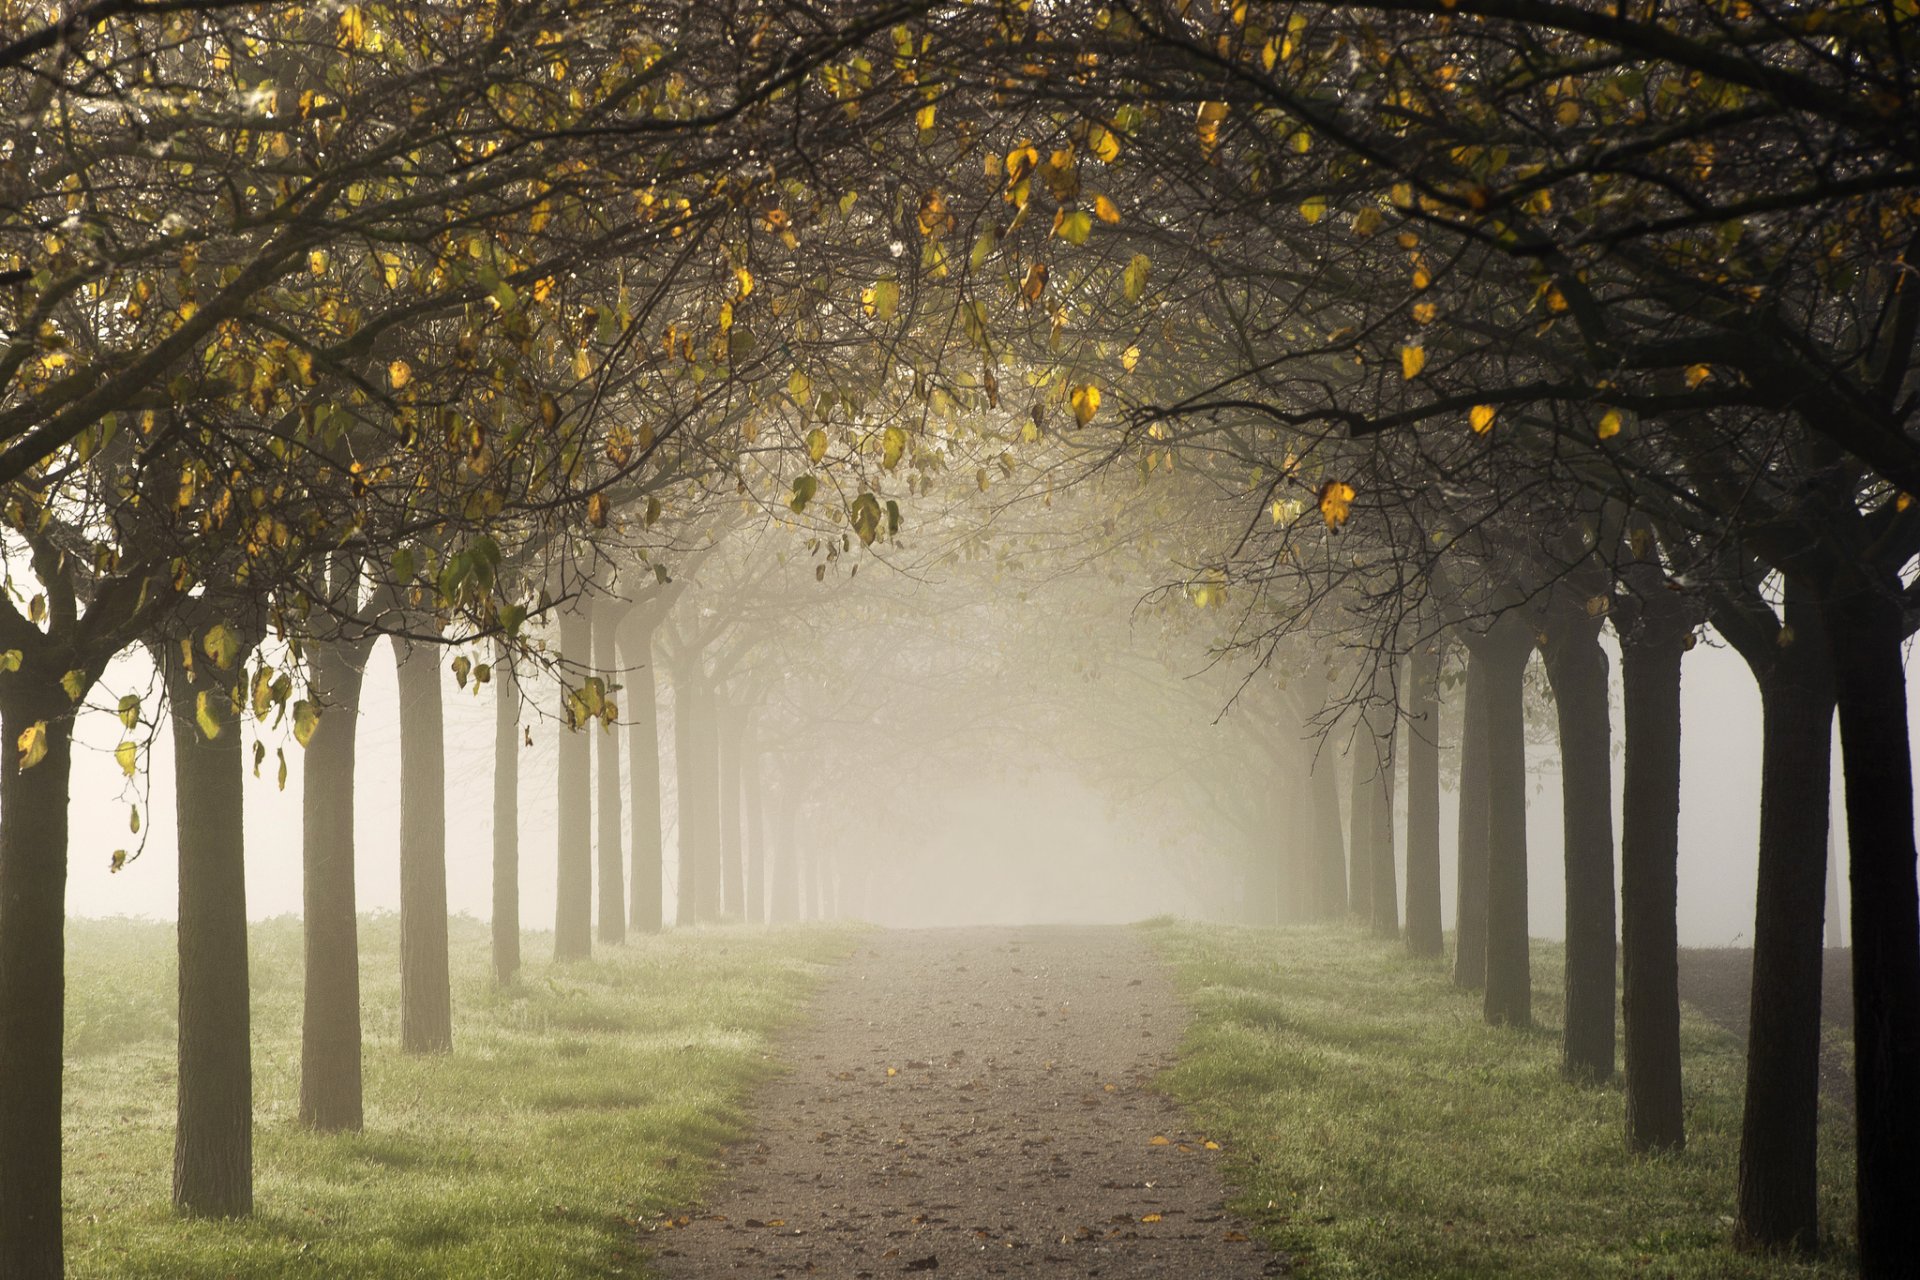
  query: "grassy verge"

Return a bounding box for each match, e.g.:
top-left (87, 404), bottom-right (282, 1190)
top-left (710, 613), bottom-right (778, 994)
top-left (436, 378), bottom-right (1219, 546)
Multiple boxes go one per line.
top-left (1142, 921), bottom-right (1857, 1279)
top-left (62, 914), bottom-right (862, 1279)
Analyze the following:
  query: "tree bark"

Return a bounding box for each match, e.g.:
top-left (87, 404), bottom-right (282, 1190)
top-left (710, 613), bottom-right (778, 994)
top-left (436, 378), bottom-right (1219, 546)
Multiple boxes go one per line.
top-left (743, 724), bottom-right (767, 925)
top-left (1453, 633), bottom-right (1494, 990)
top-left (1617, 605), bottom-right (1688, 1152)
top-left (1481, 617), bottom-right (1534, 1028)
top-left (0, 680), bottom-right (74, 1277)
top-left (1405, 642), bottom-right (1444, 958)
top-left (1821, 581), bottom-right (1920, 1277)
top-left (718, 703), bottom-right (745, 920)
top-left (593, 601), bottom-right (626, 944)
top-left (769, 779), bottom-right (801, 924)
top-left (1347, 742), bottom-right (1373, 921)
top-left (1540, 606), bottom-right (1617, 1083)
top-left (162, 647), bottom-right (253, 1216)
top-left (1724, 577), bottom-right (1833, 1252)
top-left (624, 615), bottom-right (664, 933)
top-left (395, 639), bottom-right (451, 1054)
top-left (301, 638), bottom-right (370, 1132)
top-left (492, 648), bottom-right (520, 985)
top-left (1367, 694), bottom-right (1398, 938)
top-left (554, 609), bottom-right (592, 961)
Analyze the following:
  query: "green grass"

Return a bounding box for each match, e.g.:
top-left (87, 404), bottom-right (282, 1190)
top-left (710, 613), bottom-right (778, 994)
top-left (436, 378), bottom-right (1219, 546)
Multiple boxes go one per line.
top-left (1141, 921), bottom-right (1858, 1279)
top-left (61, 914), bottom-right (863, 1279)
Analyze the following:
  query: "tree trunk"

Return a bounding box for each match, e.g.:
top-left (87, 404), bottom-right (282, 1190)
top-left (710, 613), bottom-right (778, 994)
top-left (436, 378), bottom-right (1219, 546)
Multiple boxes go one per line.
top-left (673, 664), bottom-right (721, 923)
top-left (1821, 583), bottom-right (1920, 1277)
top-left (769, 781), bottom-right (801, 925)
top-left (1481, 618), bottom-right (1533, 1028)
top-left (0, 681), bottom-right (74, 1277)
top-left (1540, 609), bottom-right (1617, 1083)
top-left (301, 639), bottom-right (370, 1132)
top-left (395, 640), bottom-right (452, 1054)
top-left (1730, 581), bottom-right (1833, 1252)
top-left (554, 609), bottom-right (592, 961)
top-left (163, 648), bottom-right (253, 1216)
top-left (593, 601), bottom-right (626, 944)
top-left (492, 648), bottom-right (520, 985)
top-left (1617, 608), bottom-right (1687, 1152)
top-left (1311, 744), bottom-right (1347, 919)
top-left (1367, 695), bottom-right (1399, 938)
top-left (1347, 744), bottom-right (1373, 921)
top-left (1405, 642), bottom-right (1443, 958)
top-left (1454, 634), bottom-right (1494, 989)
top-left (624, 616), bottom-right (664, 933)
top-left (743, 727), bottom-right (767, 925)
top-left (718, 704), bottom-right (744, 921)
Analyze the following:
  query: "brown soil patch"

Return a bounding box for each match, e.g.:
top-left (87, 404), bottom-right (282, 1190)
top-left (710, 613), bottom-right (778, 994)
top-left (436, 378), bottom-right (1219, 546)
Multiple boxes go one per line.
top-left (650, 925), bottom-right (1280, 1278)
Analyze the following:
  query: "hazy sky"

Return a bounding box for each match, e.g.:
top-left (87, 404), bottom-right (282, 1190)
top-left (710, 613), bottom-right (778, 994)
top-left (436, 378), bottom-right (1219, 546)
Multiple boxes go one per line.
top-left (55, 625), bottom-right (1872, 949)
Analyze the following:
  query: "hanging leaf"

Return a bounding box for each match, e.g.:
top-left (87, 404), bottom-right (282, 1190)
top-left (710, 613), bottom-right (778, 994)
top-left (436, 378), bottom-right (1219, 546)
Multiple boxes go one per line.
top-left (292, 700), bottom-right (320, 747)
top-left (806, 428), bottom-right (828, 463)
top-left (1071, 384), bottom-right (1101, 426)
top-left (452, 655), bottom-right (472, 689)
top-left (16, 721), bottom-right (46, 770)
top-left (202, 622), bottom-right (241, 670)
top-left (1318, 480), bottom-right (1356, 529)
top-left (1122, 254), bottom-right (1150, 303)
top-left (1400, 345), bottom-right (1426, 379)
top-left (116, 741), bottom-right (137, 777)
top-left (117, 693), bottom-right (140, 728)
top-left (789, 474), bottom-right (818, 514)
top-left (850, 493), bottom-right (884, 546)
top-left (60, 669), bottom-right (87, 703)
top-left (1469, 405), bottom-right (1496, 435)
top-left (1597, 409), bottom-right (1623, 440)
top-left (195, 690), bottom-right (222, 740)
top-left (1092, 194), bottom-right (1121, 224)
top-left (882, 426), bottom-right (907, 471)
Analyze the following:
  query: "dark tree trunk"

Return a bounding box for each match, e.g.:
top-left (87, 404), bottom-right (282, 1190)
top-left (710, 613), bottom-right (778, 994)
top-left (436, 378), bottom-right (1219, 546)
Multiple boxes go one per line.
top-left (1368, 697), bottom-right (1398, 938)
top-left (1724, 576), bottom-right (1833, 1253)
top-left (769, 781), bottom-right (801, 924)
top-left (1311, 746), bottom-right (1348, 919)
top-left (719, 704), bottom-right (744, 920)
top-left (492, 649), bottom-right (521, 985)
top-left (743, 726), bottom-right (767, 925)
top-left (624, 617), bottom-right (664, 933)
top-left (593, 602), bottom-right (626, 944)
top-left (1481, 619), bottom-right (1534, 1028)
top-left (162, 648), bottom-right (253, 1216)
top-left (1347, 745), bottom-right (1373, 920)
top-left (1821, 582), bottom-right (1920, 1277)
top-left (395, 640), bottom-right (452, 1054)
top-left (1453, 634), bottom-right (1494, 989)
top-left (0, 681), bottom-right (74, 1278)
top-left (1617, 606), bottom-right (1688, 1152)
top-left (1540, 608), bottom-right (1617, 1083)
top-left (1405, 642), bottom-right (1444, 958)
top-left (301, 639), bottom-right (370, 1132)
top-left (554, 609), bottom-right (592, 960)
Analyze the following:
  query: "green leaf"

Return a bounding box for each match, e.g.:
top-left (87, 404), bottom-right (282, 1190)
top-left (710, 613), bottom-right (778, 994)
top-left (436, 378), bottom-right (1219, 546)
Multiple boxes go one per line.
top-left (850, 493), bottom-right (884, 546)
top-left (202, 622), bottom-right (240, 670)
top-left (60, 669), bottom-right (87, 703)
top-left (882, 426), bottom-right (906, 471)
top-left (195, 690), bottom-right (222, 740)
top-left (277, 747), bottom-right (288, 791)
top-left (869, 278), bottom-right (900, 322)
top-left (0, 649), bottom-right (23, 673)
top-left (969, 228), bottom-right (998, 271)
top-left (789, 474), bottom-right (818, 514)
top-left (1056, 209), bottom-right (1092, 245)
top-left (391, 546), bottom-right (416, 581)
top-left (452, 655), bottom-right (471, 689)
top-left (116, 741), bottom-right (138, 777)
top-left (806, 428), bottom-right (828, 464)
top-left (292, 700), bottom-right (320, 748)
top-left (1123, 254), bottom-right (1150, 304)
top-left (117, 693), bottom-right (140, 728)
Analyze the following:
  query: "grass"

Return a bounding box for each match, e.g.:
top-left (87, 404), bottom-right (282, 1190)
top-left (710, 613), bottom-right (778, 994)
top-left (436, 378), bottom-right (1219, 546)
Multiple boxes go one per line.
top-left (61, 913), bottom-right (863, 1279)
top-left (1141, 921), bottom-right (1858, 1279)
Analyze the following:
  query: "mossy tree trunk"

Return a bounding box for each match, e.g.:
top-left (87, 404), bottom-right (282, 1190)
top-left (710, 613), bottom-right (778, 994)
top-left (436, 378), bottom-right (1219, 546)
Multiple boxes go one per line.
top-left (1540, 602), bottom-right (1617, 1083)
top-left (162, 641), bottom-right (254, 1216)
top-left (492, 647), bottom-right (520, 985)
top-left (593, 599), bottom-right (628, 944)
top-left (395, 638), bottom-right (452, 1054)
top-left (554, 608), bottom-right (592, 961)
top-left (301, 636), bottom-right (372, 1132)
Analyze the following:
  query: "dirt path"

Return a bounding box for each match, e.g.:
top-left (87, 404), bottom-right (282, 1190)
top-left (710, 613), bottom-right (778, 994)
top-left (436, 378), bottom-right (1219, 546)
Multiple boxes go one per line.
top-left (650, 925), bottom-right (1278, 1279)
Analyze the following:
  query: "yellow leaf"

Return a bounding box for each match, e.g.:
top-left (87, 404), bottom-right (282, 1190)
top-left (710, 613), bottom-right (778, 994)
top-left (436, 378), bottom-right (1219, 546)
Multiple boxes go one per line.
top-left (882, 426), bottom-right (906, 470)
top-left (1055, 209), bottom-right (1092, 245)
top-left (1070, 384), bottom-right (1101, 426)
top-left (1400, 345), bottom-right (1426, 379)
top-left (806, 428), bottom-right (828, 463)
top-left (586, 492), bottom-right (608, 528)
top-left (1195, 101), bottom-right (1229, 155)
top-left (1412, 301), bottom-right (1438, 324)
top-left (388, 359), bottom-right (412, 390)
top-left (337, 4), bottom-right (366, 49)
top-left (788, 369), bottom-right (812, 401)
top-left (1685, 363), bottom-right (1712, 388)
top-left (1898, 492), bottom-right (1914, 512)
top-left (734, 266), bottom-right (754, 299)
top-left (1469, 404), bottom-right (1495, 435)
top-left (1318, 480), bottom-right (1356, 529)
top-left (1122, 345), bottom-right (1141, 372)
top-left (1149, 1135), bottom-right (1172, 1146)
top-left (886, 1066), bottom-right (898, 1077)
top-left (292, 700), bottom-right (320, 748)
top-left (1092, 194), bottom-right (1121, 224)
top-left (915, 103), bottom-right (935, 132)
top-left (1299, 195), bottom-right (1327, 224)
top-left (1089, 125), bottom-right (1121, 163)
top-left (16, 721), bottom-right (47, 770)
top-left (116, 741), bottom-right (137, 777)
top-left (195, 690), bottom-right (222, 740)
top-left (1597, 409), bottom-right (1622, 440)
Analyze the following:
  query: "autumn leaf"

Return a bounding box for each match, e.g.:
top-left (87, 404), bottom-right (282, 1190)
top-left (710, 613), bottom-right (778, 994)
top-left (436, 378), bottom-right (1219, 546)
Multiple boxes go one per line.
top-left (1299, 195), bottom-right (1328, 224)
top-left (586, 492), bottom-right (608, 528)
top-left (1092, 194), bottom-right (1121, 224)
top-left (1685, 363), bottom-right (1712, 388)
top-left (1122, 345), bottom-right (1141, 372)
top-left (1400, 344), bottom-right (1427, 379)
top-left (1597, 409), bottom-right (1623, 440)
top-left (292, 700), bottom-right (320, 748)
top-left (789, 474), bottom-right (818, 514)
top-left (1054, 209), bottom-right (1092, 245)
top-left (806, 428), bottom-right (828, 463)
top-left (882, 426), bottom-right (907, 471)
top-left (115, 741), bottom-right (137, 777)
top-left (1122, 254), bottom-right (1150, 304)
top-left (16, 722), bottom-right (47, 770)
top-left (1071, 384), bottom-right (1101, 426)
top-left (387, 359), bottom-right (411, 390)
top-left (1469, 404), bottom-right (1496, 435)
top-left (1318, 480), bottom-right (1356, 529)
